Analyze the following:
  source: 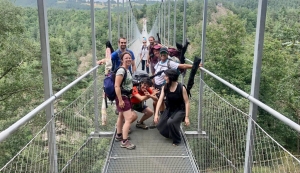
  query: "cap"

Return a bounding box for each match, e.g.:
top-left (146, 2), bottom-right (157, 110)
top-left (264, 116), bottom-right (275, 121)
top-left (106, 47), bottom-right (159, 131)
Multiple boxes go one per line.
top-left (153, 45), bottom-right (161, 50)
top-left (160, 47), bottom-right (168, 54)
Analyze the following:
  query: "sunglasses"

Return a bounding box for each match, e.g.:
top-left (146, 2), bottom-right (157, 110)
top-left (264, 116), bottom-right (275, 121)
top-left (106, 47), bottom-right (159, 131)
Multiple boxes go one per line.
top-left (160, 52), bottom-right (168, 55)
top-left (143, 42), bottom-right (146, 43)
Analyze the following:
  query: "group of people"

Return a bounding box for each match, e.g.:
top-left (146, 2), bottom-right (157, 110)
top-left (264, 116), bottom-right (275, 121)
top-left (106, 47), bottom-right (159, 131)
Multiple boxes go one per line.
top-left (97, 36), bottom-right (199, 150)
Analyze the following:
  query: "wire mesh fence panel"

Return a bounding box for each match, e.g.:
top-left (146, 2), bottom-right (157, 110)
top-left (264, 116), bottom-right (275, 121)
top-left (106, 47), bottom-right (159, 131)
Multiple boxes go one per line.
top-left (60, 137), bottom-right (111, 173)
top-left (186, 81), bottom-right (300, 173)
top-left (0, 117), bottom-right (56, 172)
top-left (0, 74), bottom-right (112, 172)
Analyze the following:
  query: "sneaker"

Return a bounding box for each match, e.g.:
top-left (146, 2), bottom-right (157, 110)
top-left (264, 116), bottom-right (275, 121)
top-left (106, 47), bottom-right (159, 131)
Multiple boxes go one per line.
top-left (115, 135), bottom-right (131, 141)
top-left (120, 140), bottom-right (136, 150)
top-left (149, 121), bottom-right (156, 129)
top-left (136, 121), bottom-right (148, 129)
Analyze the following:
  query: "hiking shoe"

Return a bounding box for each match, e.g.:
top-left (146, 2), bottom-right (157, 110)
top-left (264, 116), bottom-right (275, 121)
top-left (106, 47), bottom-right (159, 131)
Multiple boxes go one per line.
top-left (120, 140), bottom-right (136, 150)
top-left (136, 121), bottom-right (148, 129)
top-left (115, 135), bottom-right (130, 141)
top-left (149, 121), bottom-right (156, 129)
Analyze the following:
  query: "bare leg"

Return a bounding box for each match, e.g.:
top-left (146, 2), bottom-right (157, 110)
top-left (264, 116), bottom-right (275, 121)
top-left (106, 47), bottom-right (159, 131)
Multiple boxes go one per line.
top-left (122, 109), bottom-right (135, 140)
top-left (139, 107), bottom-right (153, 123)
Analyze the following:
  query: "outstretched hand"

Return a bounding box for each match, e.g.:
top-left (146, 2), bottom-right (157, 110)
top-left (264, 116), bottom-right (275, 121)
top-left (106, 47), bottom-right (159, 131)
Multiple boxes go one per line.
top-left (154, 115), bottom-right (159, 124)
top-left (152, 88), bottom-right (159, 95)
top-left (97, 59), bottom-right (105, 65)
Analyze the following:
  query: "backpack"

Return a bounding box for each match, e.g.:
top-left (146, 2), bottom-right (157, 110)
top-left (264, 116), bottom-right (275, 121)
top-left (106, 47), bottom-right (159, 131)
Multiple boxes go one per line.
top-left (132, 70), bottom-right (149, 86)
top-left (103, 67), bottom-right (127, 101)
top-left (168, 48), bottom-right (180, 58)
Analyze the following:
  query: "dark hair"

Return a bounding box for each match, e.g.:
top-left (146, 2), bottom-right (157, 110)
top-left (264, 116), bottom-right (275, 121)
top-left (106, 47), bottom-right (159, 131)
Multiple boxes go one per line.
top-left (148, 36), bottom-right (155, 40)
top-left (164, 69), bottom-right (179, 82)
top-left (118, 37), bottom-right (126, 43)
top-left (140, 77), bottom-right (153, 86)
top-left (120, 51), bottom-right (131, 61)
top-left (164, 69), bottom-right (179, 92)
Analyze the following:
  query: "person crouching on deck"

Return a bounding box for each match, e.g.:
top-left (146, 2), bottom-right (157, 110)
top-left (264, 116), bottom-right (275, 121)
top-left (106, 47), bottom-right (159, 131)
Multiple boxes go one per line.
top-left (131, 78), bottom-right (159, 129)
top-left (154, 69), bottom-right (190, 146)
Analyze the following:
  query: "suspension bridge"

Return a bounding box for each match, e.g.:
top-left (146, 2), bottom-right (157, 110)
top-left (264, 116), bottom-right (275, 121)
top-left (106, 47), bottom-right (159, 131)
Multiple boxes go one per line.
top-left (1, 0), bottom-right (300, 172)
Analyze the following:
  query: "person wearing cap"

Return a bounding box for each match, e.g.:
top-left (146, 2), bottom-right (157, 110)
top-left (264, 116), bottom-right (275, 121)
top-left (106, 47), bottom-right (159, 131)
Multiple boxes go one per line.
top-left (147, 36), bottom-right (161, 75)
top-left (139, 37), bottom-right (149, 73)
top-left (154, 69), bottom-right (190, 146)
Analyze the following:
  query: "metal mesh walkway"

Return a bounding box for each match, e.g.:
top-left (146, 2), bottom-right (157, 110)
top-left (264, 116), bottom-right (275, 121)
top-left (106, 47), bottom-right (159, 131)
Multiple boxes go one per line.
top-left (103, 113), bottom-right (197, 173)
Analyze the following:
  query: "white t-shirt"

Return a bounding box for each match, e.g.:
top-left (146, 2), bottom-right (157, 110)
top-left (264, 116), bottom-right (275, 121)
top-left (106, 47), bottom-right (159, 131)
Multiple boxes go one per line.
top-left (116, 67), bottom-right (133, 91)
top-left (140, 45), bottom-right (148, 61)
top-left (154, 59), bottom-right (179, 85)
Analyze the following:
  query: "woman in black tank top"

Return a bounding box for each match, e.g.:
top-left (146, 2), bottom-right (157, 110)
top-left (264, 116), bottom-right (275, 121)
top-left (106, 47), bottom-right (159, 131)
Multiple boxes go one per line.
top-left (154, 69), bottom-right (190, 146)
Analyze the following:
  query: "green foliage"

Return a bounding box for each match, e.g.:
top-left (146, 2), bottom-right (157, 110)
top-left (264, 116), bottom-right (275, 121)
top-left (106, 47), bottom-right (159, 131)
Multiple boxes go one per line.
top-left (0, 0), bottom-right (43, 124)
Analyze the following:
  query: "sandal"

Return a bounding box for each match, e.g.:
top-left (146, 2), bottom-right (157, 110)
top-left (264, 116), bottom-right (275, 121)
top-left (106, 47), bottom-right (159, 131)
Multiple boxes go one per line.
top-left (136, 121), bottom-right (148, 129)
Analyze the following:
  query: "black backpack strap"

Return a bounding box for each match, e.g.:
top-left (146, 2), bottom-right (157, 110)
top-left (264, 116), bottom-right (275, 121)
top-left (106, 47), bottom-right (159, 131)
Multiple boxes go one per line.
top-left (117, 67), bottom-right (127, 88)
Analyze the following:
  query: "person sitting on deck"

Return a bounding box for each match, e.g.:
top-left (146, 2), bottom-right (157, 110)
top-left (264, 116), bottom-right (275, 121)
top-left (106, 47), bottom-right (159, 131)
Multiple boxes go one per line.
top-left (131, 78), bottom-right (159, 129)
top-left (154, 69), bottom-right (190, 146)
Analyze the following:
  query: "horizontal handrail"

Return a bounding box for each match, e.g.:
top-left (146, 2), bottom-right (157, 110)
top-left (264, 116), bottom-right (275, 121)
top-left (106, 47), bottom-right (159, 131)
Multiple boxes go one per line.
top-left (0, 65), bottom-right (100, 143)
top-left (199, 67), bottom-right (300, 133)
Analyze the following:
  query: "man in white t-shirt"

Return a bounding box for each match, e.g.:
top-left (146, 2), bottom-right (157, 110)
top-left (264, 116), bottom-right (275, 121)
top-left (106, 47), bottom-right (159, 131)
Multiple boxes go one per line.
top-left (153, 47), bottom-right (193, 89)
top-left (139, 38), bottom-right (149, 73)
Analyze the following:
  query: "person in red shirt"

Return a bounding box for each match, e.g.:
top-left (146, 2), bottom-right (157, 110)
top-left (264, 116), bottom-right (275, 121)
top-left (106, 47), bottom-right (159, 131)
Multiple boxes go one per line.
top-left (131, 78), bottom-right (159, 129)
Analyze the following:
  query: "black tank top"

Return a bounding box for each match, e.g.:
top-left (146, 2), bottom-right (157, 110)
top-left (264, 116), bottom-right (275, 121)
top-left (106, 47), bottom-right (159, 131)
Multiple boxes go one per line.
top-left (165, 83), bottom-right (185, 112)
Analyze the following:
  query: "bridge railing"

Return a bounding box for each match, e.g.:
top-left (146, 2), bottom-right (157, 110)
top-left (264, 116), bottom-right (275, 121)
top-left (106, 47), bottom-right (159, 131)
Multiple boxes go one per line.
top-left (0, 65), bottom-right (115, 172)
top-left (177, 59), bottom-right (300, 172)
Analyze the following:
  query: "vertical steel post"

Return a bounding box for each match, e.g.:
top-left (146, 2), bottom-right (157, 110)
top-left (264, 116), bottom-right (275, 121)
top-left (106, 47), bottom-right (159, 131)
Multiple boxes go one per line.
top-left (108, 0), bottom-right (112, 42)
top-left (127, 5), bottom-right (129, 40)
top-left (90, 0), bottom-right (100, 133)
top-left (122, 0), bottom-right (125, 37)
top-left (158, 10), bottom-right (160, 40)
top-left (163, 1), bottom-right (166, 45)
top-left (183, 0), bottom-right (187, 44)
top-left (173, 0), bottom-right (177, 46)
top-left (244, 0), bottom-right (267, 172)
top-left (168, 0), bottom-right (170, 45)
top-left (198, 0), bottom-right (208, 133)
top-left (117, 0), bottom-right (120, 38)
top-left (37, 0), bottom-right (58, 172)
